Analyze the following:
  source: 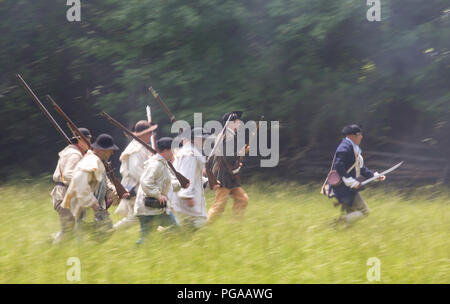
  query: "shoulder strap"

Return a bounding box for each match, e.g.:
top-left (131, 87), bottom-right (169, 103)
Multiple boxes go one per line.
top-left (320, 152), bottom-right (337, 194)
top-left (346, 148), bottom-right (359, 175)
top-left (59, 162), bottom-right (65, 183)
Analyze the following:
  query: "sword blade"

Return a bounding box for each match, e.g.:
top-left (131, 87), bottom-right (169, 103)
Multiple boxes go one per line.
top-left (361, 161), bottom-right (404, 186)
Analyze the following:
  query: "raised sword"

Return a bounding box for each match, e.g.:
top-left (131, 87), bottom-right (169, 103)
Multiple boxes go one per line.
top-left (360, 161), bottom-right (404, 186)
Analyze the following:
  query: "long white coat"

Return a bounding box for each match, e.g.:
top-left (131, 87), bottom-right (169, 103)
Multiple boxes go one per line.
top-left (115, 140), bottom-right (152, 217)
top-left (62, 150), bottom-right (118, 219)
top-left (134, 154), bottom-right (181, 216)
top-left (50, 145), bottom-right (84, 208)
top-left (171, 142), bottom-right (207, 218)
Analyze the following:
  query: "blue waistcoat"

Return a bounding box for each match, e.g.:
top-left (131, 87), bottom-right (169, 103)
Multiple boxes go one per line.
top-left (331, 139), bottom-right (374, 206)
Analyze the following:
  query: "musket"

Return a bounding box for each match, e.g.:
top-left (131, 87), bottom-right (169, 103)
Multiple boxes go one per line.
top-left (225, 115), bottom-right (264, 177)
top-left (16, 74), bottom-right (72, 145)
top-left (238, 115), bottom-right (264, 157)
top-left (146, 104), bottom-right (180, 221)
top-left (205, 115), bottom-right (233, 189)
top-left (45, 95), bottom-right (128, 202)
top-left (100, 111), bottom-right (190, 189)
top-left (149, 87), bottom-right (176, 123)
top-left (146, 105), bottom-right (157, 150)
top-left (208, 115), bottom-right (232, 160)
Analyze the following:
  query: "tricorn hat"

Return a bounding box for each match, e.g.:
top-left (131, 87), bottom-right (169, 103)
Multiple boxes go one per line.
top-left (222, 111), bottom-right (242, 124)
top-left (91, 133), bottom-right (119, 151)
top-left (132, 120), bottom-right (158, 137)
top-left (341, 124), bottom-right (363, 136)
top-left (71, 127), bottom-right (92, 144)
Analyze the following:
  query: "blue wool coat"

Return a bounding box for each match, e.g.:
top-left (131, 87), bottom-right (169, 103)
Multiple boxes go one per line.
top-left (331, 138), bottom-right (374, 206)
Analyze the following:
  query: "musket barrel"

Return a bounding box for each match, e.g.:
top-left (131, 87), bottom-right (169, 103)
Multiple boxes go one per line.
top-left (100, 111), bottom-right (190, 188)
top-left (146, 105), bottom-right (157, 150)
top-left (46, 95), bottom-right (91, 146)
top-left (16, 74), bottom-right (71, 144)
top-left (149, 87), bottom-right (176, 123)
top-left (46, 95), bottom-right (128, 201)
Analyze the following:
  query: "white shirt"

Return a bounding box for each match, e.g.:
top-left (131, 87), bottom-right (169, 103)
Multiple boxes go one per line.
top-left (52, 145), bottom-right (84, 185)
top-left (119, 139), bottom-right (153, 191)
top-left (51, 145), bottom-right (84, 205)
top-left (134, 154), bottom-right (181, 216)
top-left (342, 137), bottom-right (379, 188)
top-left (171, 142), bottom-right (207, 218)
top-left (62, 150), bottom-right (118, 219)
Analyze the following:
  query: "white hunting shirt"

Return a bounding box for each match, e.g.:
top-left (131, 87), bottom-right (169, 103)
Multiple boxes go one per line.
top-left (50, 144), bottom-right (84, 207)
top-left (171, 142), bottom-right (207, 218)
top-left (134, 154), bottom-right (181, 216)
top-left (62, 150), bottom-right (118, 219)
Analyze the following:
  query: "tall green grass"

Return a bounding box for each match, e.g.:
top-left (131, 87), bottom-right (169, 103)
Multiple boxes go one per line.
top-left (0, 180), bottom-right (448, 283)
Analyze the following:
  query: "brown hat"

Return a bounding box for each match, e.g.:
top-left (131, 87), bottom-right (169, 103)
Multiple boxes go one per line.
top-left (132, 120), bottom-right (158, 137)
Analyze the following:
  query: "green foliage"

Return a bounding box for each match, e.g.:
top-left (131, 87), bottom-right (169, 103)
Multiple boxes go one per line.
top-left (0, 0), bottom-right (449, 177)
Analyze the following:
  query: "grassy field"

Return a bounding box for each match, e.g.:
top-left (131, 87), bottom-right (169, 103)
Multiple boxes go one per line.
top-left (0, 179), bottom-right (449, 284)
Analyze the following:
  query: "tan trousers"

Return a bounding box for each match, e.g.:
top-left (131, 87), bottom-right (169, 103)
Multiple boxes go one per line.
top-left (207, 186), bottom-right (248, 222)
top-left (340, 193), bottom-right (370, 224)
top-left (341, 193), bottom-right (370, 215)
top-left (51, 186), bottom-right (75, 243)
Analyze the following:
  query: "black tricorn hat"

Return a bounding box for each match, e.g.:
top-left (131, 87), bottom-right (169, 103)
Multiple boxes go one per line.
top-left (222, 111), bottom-right (242, 124)
top-left (91, 133), bottom-right (119, 151)
top-left (71, 127), bottom-right (92, 144)
top-left (342, 124), bottom-right (363, 136)
top-left (156, 137), bottom-right (173, 151)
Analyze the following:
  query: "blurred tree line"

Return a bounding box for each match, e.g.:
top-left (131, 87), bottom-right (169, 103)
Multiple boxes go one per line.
top-left (0, 0), bottom-right (449, 181)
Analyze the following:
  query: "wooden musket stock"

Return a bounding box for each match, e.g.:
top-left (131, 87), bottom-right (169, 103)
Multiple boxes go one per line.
top-left (46, 95), bottom-right (128, 202)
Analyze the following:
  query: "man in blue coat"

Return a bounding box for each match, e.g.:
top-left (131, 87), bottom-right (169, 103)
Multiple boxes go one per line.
top-left (329, 124), bottom-right (385, 225)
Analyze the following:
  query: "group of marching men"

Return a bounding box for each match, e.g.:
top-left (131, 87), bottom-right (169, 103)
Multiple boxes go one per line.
top-left (50, 111), bottom-right (249, 244)
top-left (51, 110), bottom-right (388, 244)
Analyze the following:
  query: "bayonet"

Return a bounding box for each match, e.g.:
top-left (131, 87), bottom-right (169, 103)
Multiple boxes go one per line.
top-left (146, 105), bottom-right (157, 150)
